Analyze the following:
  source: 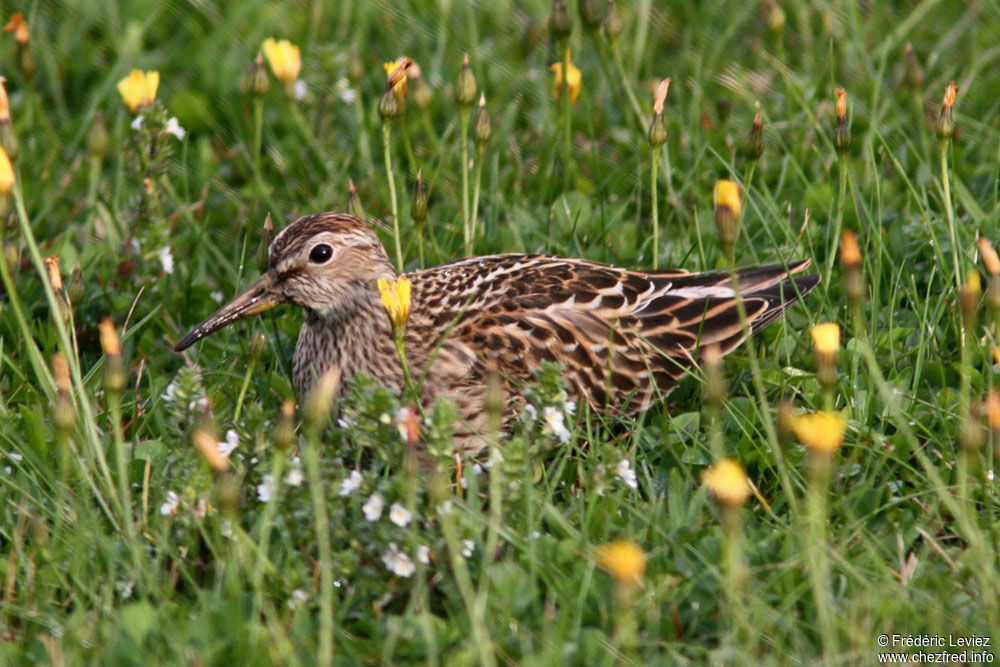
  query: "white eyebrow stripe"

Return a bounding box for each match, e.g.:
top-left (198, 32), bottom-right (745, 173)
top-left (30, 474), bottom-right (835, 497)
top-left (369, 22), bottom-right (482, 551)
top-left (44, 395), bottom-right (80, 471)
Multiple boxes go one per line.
top-left (667, 286), bottom-right (737, 299)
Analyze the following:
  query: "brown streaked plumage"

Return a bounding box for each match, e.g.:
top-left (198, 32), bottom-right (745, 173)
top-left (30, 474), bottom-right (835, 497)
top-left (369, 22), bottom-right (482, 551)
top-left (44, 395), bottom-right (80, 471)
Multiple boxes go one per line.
top-left (175, 213), bottom-right (818, 454)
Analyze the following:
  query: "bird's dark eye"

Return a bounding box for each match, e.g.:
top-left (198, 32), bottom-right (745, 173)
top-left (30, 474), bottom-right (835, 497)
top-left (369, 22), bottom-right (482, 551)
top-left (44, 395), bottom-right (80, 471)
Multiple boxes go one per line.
top-left (309, 243), bottom-right (334, 264)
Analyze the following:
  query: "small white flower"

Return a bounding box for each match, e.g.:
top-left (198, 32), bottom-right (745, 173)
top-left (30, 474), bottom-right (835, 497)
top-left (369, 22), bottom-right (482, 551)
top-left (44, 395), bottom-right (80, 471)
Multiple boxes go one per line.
top-left (389, 503), bottom-right (412, 527)
top-left (165, 117), bottom-right (186, 140)
top-left (524, 403), bottom-right (538, 420)
top-left (339, 88), bottom-right (357, 104)
top-left (257, 475), bottom-right (275, 503)
top-left (362, 493), bottom-right (384, 521)
top-left (115, 580), bottom-right (135, 599)
top-left (285, 465), bottom-right (304, 487)
top-left (338, 470), bottom-right (363, 496)
top-left (294, 80), bottom-right (308, 100)
top-left (220, 520), bottom-right (234, 539)
top-left (564, 400), bottom-right (577, 416)
top-left (987, 469), bottom-right (995, 482)
top-left (382, 542), bottom-right (416, 578)
top-left (287, 588), bottom-right (309, 609)
top-left (416, 545), bottom-right (431, 564)
top-left (210, 291), bottom-right (224, 303)
top-left (160, 490), bottom-right (180, 516)
top-left (336, 415), bottom-right (356, 429)
top-left (217, 429), bottom-right (239, 458)
top-left (162, 382), bottom-right (177, 402)
top-left (542, 406), bottom-right (571, 444)
top-left (8, 452), bottom-right (23, 463)
top-left (158, 246), bottom-right (175, 274)
top-left (379, 412), bottom-right (391, 425)
top-left (461, 539), bottom-right (476, 558)
top-left (616, 459), bottom-right (638, 489)
top-left (472, 463), bottom-right (483, 475)
top-left (130, 115), bottom-right (144, 130)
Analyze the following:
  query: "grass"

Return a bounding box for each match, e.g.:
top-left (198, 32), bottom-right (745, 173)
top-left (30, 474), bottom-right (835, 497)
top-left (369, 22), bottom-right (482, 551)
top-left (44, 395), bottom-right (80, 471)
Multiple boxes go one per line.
top-left (2, 0), bottom-right (1000, 663)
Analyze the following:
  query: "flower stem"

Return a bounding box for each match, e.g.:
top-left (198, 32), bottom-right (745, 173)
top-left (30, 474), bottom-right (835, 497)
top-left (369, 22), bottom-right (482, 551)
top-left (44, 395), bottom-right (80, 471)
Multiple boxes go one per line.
top-left (609, 40), bottom-right (645, 131)
top-left (560, 48), bottom-right (572, 192)
top-left (470, 147), bottom-right (484, 251)
top-left (304, 422), bottom-right (336, 665)
top-left (383, 122), bottom-right (404, 272)
top-left (824, 156), bottom-right (848, 289)
top-left (460, 110), bottom-right (471, 254)
top-left (252, 452), bottom-right (285, 618)
top-left (940, 139), bottom-right (961, 291)
top-left (650, 148), bottom-right (660, 269)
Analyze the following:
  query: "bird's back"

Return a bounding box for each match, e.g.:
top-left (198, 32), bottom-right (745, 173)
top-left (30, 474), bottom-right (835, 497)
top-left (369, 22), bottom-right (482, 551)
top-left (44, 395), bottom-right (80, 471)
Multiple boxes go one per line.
top-left (404, 254), bottom-right (818, 415)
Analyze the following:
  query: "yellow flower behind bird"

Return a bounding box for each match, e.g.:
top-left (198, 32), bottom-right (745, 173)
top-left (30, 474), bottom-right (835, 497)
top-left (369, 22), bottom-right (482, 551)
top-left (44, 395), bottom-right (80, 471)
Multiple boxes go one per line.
top-left (378, 277), bottom-right (412, 330)
top-left (550, 50), bottom-right (581, 104)
top-left (117, 70), bottom-right (159, 113)
top-left (262, 38), bottom-right (301, 88)
top-left (383, 58), bottom-right (411, 101)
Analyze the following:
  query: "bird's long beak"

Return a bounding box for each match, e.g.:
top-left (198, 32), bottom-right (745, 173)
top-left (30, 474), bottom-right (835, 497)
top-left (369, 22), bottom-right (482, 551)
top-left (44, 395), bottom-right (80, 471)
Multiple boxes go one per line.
top-left (174, 271), bottom-right (283, 351)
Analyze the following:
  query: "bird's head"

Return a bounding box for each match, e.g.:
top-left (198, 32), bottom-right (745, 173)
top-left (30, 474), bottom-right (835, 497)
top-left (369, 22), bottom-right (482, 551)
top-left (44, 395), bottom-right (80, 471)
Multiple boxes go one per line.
top-left (175, 213), bottom-right (395, 351)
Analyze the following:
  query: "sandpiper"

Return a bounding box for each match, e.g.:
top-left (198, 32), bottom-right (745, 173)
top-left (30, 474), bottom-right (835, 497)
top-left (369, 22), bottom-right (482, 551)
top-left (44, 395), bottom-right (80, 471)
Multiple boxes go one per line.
top-left (176, 213), bottom-right (818, 454)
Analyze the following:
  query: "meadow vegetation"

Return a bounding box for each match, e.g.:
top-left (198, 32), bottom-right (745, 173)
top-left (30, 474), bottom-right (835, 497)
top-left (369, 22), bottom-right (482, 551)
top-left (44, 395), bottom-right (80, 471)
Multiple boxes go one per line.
top-left (1, 0), bottom-right (999, 663)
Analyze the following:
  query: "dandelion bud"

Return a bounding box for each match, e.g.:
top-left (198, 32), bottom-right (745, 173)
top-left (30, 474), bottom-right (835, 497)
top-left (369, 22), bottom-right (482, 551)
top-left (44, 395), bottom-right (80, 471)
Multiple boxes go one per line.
top-left (935, 81), bottom-right (957, 141)
top-left (348, 44), bottom-right (363, 85)
top-left (397, 406), bottom-right (421, 446)
top-left (702, 344), bottom-right (726, 407)
top-left (383, 57), bottom-right (412, 108)
top-left (810, 322), bottom-right (840, 390)
top-left (194, 426), bottom-right (230, 473)
top-left (983, 390), bottom-right (1000, 441)
top-left (0, 77), bottom-right (16, 162)
top-left (3, 242), bottom-right (17, 270)
top-left (959, 411), bottom-right (983, 452)
top-left (377, 86), bottom-right (401, 120)
top-left (456, 54), bottom-right (477, 109)
top-left (792, 411), bottom-right (846, 456)
top-left (743, 105), bottom-right (764, 161)
top-left (348, 179), bottom-right (365, 219)
top-left (594, 540), bottom-right (646, 584)
top-left (99, 317), bottom-right (126, 393)
top-left (602, 0), bottom-right (623, 42)
top-left (43, 255), bottom-right (63, 291)
top-left (52, 353), bottom-right (75, 432)
top-left (840, 230), bottom-right (864, 306)
top-left (767, 3), bottom-right (786, 33)
top-left (578, 0), bottom-right (604, 29)
top-left (713, 179), bottom-right (742, 260)
top-left (903, 43), bottom-right (923, 91)
top-left (249, 53), bottom-right (269, 99)
top-left (411, 170), bottom-right (428, 224)
top-left (647, 78), bottom-right (670, 149)
top-left (261, 38), bottom-right (301, 92)
top-left (834, 88), bottom-right (851, 154)
top-left (305, 367), bottom-right (341, 426)
top-left (959, 272), bottom-right (980, 332)
top-left (275, 399), bottom-right (296, 452)
top-left (256, 213), bottom-right (273, 274)
top-left (776, 400), bottom-right (796, 443)
top-left (251, 330), bottom-right (267, 361)
top-left (87, 111), bottom-right (108, 160)
top-left (703, 458), bottom-right (751, 508)
top-left (66, 265), bottom-right (84, 305)
top-left (549, 0), bottom-right (573, 41)
top-left (978, 237), bottom-right (1000, 315)
top-left (473, 93), bottom-right (491, 147)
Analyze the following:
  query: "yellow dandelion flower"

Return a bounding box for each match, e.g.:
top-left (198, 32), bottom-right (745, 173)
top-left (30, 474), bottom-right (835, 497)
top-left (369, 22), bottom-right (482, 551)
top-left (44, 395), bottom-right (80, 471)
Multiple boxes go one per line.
top-left (378, 276), bottom-right (412, 329)
top-left (550, 50), bottom-right (581, 104)
top-left (791, 411), bottom-right (846, 455)
top-left (702, 458), bottom-right (751, 507)
top-left (810, 322), bottom-right (840, 356)
top-left (117, 70), bottom-right (159, 113)
top-left (594, 540), bottom-right (646, 584)
top-left (262, 38), bottom-right (301, 87)
top-left (0, 146), bottom-right (14, 196)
